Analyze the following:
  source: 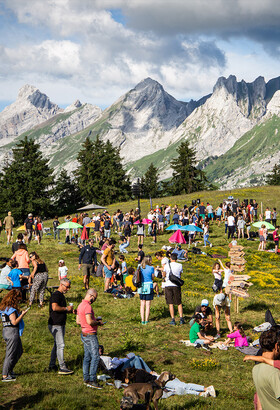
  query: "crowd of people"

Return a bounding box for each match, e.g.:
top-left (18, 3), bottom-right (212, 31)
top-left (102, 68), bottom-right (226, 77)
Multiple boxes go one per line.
top-left (0, 197), bottom-right (279, 409)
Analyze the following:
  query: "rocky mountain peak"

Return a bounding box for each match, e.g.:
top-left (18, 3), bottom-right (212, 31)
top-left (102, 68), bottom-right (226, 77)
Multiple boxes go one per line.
top-left (213, 75), bottom-right (238, 95)
top-left (64, 99), bottom-right (83, 113)
top-left (213, 75), bottom-right (267, 118)
top-left (0, 84), bottom-right (61, 141)
top-left (18, 84), bottom-right (38, 99)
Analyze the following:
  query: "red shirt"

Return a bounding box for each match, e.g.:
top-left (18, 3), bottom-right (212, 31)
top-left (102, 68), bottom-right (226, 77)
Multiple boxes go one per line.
top-left (77, 299), bottom-right (97, 334)
top-left (72, 218), bottom-right (78, 223)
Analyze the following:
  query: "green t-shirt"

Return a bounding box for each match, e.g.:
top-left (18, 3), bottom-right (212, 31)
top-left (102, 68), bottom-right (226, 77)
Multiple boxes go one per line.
top-left (189, 322), bottom-right (201, 343)
top-left (253, 363), bottom-right (280, 410)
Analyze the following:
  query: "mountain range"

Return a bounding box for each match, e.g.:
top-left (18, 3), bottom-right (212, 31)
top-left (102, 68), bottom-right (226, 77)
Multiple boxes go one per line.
top-left (1, 75), bottom-right (280, 189)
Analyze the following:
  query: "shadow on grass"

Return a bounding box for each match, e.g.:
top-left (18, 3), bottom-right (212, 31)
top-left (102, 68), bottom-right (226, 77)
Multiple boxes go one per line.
top-left (2, 390), bottom-right (49, 409)
top-left (243, 302), bottom-right (269, 311)
top-left (68, 352), bottom-right (84, 368)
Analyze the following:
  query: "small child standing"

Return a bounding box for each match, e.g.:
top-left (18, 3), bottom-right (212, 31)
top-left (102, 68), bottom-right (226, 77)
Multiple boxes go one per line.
top-left (212, 262), bottom-right (223, 292)
top-left (7, 260), bottom-right (22, 291)
top-left (58, 259), bottom-right (68, 281)
top-left (119, 255), bottom-right (128, 283)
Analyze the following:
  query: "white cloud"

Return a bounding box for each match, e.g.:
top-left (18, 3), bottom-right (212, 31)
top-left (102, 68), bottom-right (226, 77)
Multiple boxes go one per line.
top-left (0, 0), bottom-right (279, 110)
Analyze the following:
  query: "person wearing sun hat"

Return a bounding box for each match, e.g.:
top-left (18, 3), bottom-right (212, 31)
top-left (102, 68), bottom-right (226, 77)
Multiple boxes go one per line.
top-left (189, 299), bottom-right (213, 330)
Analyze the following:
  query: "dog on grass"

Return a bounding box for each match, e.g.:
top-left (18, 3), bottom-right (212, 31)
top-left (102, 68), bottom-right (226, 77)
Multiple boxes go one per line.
top-left (120, 371), bottom-right (175, 410)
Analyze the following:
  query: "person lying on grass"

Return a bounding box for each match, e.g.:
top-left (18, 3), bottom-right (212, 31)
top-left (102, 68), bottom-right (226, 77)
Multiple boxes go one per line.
top-left (189, 314), bottom-right (214, 350)
top-left (122, 367), bottom-right (216, 397)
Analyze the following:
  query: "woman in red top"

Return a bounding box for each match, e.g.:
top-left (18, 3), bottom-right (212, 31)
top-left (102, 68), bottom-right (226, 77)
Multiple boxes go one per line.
top-left (35, 217), bottom-right (43, 245)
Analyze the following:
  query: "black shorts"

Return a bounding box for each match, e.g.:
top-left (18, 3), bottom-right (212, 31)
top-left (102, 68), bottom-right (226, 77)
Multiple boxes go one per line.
top-left (140, 292), bottom-right (154, 301)
top-left (165, 286), bottom-right (182, 305)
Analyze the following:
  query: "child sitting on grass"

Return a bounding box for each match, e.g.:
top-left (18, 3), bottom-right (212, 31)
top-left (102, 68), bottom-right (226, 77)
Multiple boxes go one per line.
top-left (221, 322), bottom-right (249, 349)
top-left (189, 314), bottom-right (214, 350)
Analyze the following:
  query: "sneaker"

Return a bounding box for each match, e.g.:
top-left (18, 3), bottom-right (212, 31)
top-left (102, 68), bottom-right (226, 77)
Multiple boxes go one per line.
top-left (218, 344), bottom-right (228, 351)
top-left (2, 375), bottom-right (16, 382)
top-left (86, 381), bottom-right (103, 389)
top-left (169, 319), bottom-right (176, 325)
top-left (179, 318), bottom-right (185, 325)
top-left (202, 345), bottom-right (211, 351)
top-left (58, 368), bottom-right (74, 375)
top-left (214, 333), bottom-right (220, 340)
top-left (194, 343), bottom-right (201, 349)
top-left (200, 391), bottom-right (210, 397)
top-left (210, 243), bottom-right (212, 248)
top-left (206, 385), bottom-right (216, 397)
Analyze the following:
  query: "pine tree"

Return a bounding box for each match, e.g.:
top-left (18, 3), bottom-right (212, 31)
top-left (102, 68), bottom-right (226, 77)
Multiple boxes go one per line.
top-left (170, 141), bottom-right (208, 195)
top-left (75, 137), bottom-right (96, 203)
top-left (266, 164), bottom-right (280, 185)
top-left (0, 136), bottom-right (54, 222)
top-left (76, 136), bottom-right (131, 205)
top-left (53, 170), bottom-right (82, 215)
top-left (141, 163), bottom-right (159, 198)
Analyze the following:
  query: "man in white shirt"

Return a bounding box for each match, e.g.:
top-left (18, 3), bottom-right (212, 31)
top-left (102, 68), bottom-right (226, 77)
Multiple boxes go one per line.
top-left (206, 203), bottom-right (214, 221)
top-left (163, 253), bottom-right (185, 325)
top-left (227, 213), bottom-right (235, 239)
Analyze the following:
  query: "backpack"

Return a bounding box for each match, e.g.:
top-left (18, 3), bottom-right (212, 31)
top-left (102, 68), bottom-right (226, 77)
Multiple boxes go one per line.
top-left (132, 267), bottom-right (142, 288)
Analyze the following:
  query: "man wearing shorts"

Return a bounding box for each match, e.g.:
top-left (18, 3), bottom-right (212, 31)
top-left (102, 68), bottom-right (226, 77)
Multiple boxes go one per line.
top-left (163, 253), bottom-right (185, 325)
top-left (79, 240), bottom-right (97, 290)
top-left (213, 292), bottom-right (233, 339)
top-left (101, 239), bottom-right (116, 291)
top-left (3, 211), bottom-right (14, 245)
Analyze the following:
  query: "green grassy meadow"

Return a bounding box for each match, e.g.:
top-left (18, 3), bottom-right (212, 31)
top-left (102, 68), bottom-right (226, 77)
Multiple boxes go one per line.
top-left (1, 186), bottom-right (280, 409)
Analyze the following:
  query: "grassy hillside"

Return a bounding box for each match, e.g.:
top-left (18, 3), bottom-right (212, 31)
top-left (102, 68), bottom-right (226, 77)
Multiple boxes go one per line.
top-left (203, 115), bottom-right (280, 184)
top-left (1, 186), bottom-right (280, 409)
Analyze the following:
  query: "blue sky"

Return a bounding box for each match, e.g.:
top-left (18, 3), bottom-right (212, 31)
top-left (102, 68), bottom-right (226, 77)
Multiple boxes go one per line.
top-left (0, 0), bottom-right (280, 111)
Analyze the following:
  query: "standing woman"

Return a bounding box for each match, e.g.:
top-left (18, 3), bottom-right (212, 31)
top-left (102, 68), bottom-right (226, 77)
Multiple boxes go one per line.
top-left (138, 256), bottom-right (154, 325)
top-left (258, 224), bottom-right (265, 251)
top-left (28, 252), bottom-right (48, 307)
top-left (137, 219), bottom-right (145, 246)
top-left (0, 289), bottom-right (29, 381)
top-left (35, 217), bottom-right (43, 245)
top-left (203, 221), bottom-right (212, 248)
top-left (273, 227), bottom-right (279, 254)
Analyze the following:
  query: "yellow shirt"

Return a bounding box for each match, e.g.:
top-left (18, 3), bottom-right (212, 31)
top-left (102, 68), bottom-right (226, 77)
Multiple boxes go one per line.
top-left (103, 247), bottom-right (114, 265)
top-left (125, 275), bottom-right (137, 292)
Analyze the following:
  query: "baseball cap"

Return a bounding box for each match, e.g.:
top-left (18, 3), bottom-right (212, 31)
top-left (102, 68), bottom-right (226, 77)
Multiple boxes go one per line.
top-left (28, 213), bottom-right (33, 217)
top-left (59, 259), bottom-right (64, 264)
top-left (201, 299), bottom-right (209, 306)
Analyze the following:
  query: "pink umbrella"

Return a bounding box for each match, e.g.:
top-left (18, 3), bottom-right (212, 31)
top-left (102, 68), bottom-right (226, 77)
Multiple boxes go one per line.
top-left (134, 218), bottom-right (152, 224)
top-left (81, 226), bottom-right (89, 240)
top-left (169, 229), bottom-right (186, 244)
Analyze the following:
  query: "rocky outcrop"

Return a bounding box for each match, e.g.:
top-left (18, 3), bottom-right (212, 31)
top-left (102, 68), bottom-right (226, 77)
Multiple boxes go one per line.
top-left (96, 77), bottom-right (207, 163)
top-left (38, 103), bottom-right (102, 147)
top-left (0, 85), bottom-right (62, 142)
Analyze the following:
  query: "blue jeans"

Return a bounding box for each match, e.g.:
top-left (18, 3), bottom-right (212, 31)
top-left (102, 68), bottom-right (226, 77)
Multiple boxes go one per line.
top-left (81, 333), bottom-right (99, 382)
top-left (54, 229), bottom-right (60, 240)
top-left (48, 325), bottom-right (66, 369)
top-left (104, 229), bottom-right (111, 238)
top-left (121, 355), bottom-right (151, 373)
top-left (119, 242), bottom-right (129, 253)
top-left (203, 234), bottom-right (211, 246)
top-left (165, 378), bottom-right (204, 396)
